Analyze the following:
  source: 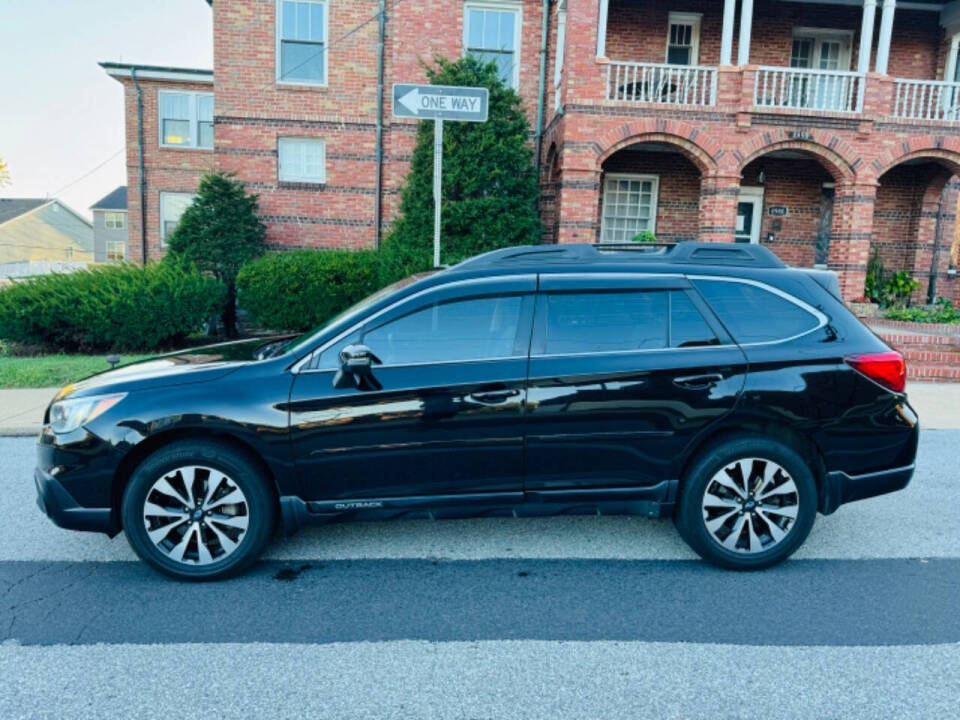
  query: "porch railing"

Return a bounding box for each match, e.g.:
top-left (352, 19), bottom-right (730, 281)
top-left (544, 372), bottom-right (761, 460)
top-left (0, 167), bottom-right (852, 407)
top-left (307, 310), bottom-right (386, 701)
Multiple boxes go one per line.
top-left (606, 62), bottom-right (717, 106)
top-left (893, 79), bottom-right (960, 121)
top-left (753, 67), bottom-right (864, 113)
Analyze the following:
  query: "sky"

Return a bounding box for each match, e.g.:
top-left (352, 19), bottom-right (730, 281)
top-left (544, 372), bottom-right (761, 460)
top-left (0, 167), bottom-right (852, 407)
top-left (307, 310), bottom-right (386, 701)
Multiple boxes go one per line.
top-left (0, 0), bottom-right (213, 220)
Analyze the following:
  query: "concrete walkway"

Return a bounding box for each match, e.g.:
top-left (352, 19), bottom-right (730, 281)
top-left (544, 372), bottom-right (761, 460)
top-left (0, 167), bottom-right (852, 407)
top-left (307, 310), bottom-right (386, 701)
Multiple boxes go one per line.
top-left (1, 383), bottom-right (957, 437)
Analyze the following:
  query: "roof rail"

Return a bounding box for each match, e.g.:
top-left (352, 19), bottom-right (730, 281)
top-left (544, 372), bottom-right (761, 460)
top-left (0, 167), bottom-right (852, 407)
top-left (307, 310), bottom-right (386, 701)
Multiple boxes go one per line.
top-left (451, 242), bottom-right (785, 271)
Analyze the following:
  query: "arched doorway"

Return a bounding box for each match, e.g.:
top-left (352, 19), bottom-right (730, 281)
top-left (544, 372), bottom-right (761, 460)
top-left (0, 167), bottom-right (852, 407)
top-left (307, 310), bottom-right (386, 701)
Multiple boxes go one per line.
top-left (737, 149), bottom-right (846, 267)
top-left (599, 141), bottom-right (704, 244)
top-left (872, 157), bottom-right (960, 305)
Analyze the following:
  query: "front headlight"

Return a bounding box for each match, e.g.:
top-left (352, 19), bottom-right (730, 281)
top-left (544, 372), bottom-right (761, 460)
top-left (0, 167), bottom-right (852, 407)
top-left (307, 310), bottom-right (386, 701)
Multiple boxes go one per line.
top-left (48, 393), bottom-right (127, 434)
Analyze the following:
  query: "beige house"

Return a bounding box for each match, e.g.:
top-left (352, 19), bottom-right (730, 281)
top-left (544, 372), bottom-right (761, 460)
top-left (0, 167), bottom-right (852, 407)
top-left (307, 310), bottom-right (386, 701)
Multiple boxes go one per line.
top-left (0, 198), bottom-right (94, 277)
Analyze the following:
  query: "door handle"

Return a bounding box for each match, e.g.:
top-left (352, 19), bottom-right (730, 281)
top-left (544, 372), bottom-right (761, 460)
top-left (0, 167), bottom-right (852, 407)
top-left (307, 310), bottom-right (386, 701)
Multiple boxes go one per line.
top-left (469, 388), bottom-right (521, 405)
top-left (672, 373), bottom-right (724, 389)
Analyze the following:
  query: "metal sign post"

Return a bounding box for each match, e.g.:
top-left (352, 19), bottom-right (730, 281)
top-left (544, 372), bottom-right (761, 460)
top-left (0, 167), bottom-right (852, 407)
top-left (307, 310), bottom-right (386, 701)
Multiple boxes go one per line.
top-left (393, 83), bottom-right (489, 267)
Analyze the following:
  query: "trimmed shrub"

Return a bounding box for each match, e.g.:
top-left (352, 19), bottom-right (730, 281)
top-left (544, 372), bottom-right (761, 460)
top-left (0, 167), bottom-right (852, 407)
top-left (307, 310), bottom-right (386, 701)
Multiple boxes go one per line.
top-left (0, 264), bottom-right (225, 352)
top-left (237, 250), bottom-right (382, 332)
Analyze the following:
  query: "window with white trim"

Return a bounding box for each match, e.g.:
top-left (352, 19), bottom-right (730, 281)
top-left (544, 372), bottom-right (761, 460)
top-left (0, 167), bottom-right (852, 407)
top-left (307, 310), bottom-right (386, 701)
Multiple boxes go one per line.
top-left (160, 192), bottom-right (195, 245)
top-left (278, 138), bottom-right (326, 184)
top-left (464, 2), bottom-right (522, 89)
top-left (277, 0), bottom-right (328, 85)
top-left (106, 240), bottom-right (126, 261)
top-left (159, 91), bottom-right (213, 149)
top-left (666, 12), bottom-right (701, 66)
top-left (600, 174), bottom-right (659, 244)
top-left (104, 212), bottom-right (125, 229)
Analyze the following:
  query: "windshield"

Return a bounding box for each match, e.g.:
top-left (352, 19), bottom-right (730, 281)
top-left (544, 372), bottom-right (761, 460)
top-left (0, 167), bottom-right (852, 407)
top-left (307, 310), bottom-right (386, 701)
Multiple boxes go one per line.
top-left (282, 272), bottom-right (436, 356)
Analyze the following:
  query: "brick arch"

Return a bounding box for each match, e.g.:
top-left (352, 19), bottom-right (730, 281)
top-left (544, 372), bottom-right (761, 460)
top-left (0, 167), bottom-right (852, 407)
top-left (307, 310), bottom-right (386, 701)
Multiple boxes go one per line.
top-left (870, 142), bottom-right (960, 182)
top-left (595, 119), bottom-right (721, 176)
top-left (729, 131), bottom-right (857, 182)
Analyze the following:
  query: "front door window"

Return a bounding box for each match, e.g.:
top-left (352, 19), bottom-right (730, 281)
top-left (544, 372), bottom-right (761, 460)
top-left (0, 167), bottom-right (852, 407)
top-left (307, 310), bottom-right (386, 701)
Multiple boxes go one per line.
top-left (736, 192), bottom-right (763, 244)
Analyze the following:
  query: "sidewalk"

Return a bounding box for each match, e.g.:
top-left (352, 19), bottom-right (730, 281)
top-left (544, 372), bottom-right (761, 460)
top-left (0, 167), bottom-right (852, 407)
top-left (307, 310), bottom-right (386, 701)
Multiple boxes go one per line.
top-left (1, 383), bottom-right (957, 437)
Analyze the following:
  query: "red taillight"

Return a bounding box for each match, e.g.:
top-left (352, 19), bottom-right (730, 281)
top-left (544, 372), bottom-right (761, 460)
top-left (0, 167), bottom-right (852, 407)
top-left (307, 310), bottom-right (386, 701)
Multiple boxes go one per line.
top-left (844, 351), bottom-right (906, 393)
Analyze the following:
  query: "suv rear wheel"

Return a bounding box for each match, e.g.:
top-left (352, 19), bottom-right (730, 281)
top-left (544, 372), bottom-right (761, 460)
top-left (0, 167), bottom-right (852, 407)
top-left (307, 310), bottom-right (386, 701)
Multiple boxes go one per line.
top-left (675, 436), bottom-right (817, 570)
top-left (121, 439), bottom-right (275, 580)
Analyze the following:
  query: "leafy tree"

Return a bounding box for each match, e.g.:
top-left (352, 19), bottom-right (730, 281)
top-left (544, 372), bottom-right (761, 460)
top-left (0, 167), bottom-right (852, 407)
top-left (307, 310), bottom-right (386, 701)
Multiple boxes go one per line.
top-left (380, 55), bottom-right (541, 281)
top-left (166, 171), bottom-right (267, 337)
top-left (0, 157), bottom-right (10, 187)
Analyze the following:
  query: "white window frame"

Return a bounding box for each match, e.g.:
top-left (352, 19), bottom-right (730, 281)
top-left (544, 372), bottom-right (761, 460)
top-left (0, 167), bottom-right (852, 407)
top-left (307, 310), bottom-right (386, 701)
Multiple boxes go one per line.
top-left (159, 192), bottom-right (196, 247)
top-left (666, 12), bottom-right (702, 66)
top-left (736, 186), bottom-right (764, 245)
top-left (790, 27), bottom-right (853, 71)
top-left (553, 1), bottom-right (567, 111)
top-left (103, 211), bottom-right (125, 229)
top-left (599, 173), bottom-right (660, 244)
top-left (276, 0), bottom-right (329, 87)
top-left (158, 91), bottom-right (213, 150)
top-left (463, 0), bottom-right (523, 90)
top-left (106, 239), bottom-right (126, 261)
top-left (278, 137), bottom-right (327, 184)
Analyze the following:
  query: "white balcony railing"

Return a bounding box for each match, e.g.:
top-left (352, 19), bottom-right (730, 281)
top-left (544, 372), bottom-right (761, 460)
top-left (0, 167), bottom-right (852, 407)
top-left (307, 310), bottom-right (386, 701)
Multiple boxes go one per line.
top-left (893, 79), bottom-right (960, 121)
top-left (753, 67), bottom-right (864, 113)
top-left (606, 62), bottom-right (717, 106)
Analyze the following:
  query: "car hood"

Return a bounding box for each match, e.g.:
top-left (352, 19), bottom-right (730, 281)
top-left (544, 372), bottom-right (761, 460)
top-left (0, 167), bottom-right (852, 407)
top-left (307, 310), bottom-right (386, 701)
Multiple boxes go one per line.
top-left (60, 336), bottom-right (296, 398)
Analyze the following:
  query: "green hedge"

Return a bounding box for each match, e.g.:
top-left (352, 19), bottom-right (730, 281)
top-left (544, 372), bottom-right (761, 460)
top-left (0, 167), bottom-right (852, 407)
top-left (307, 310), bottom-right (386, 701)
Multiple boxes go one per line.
top-left (237, 250), bottom-right (382, 332)
top-left (0, 264), bottom-right (225, 352)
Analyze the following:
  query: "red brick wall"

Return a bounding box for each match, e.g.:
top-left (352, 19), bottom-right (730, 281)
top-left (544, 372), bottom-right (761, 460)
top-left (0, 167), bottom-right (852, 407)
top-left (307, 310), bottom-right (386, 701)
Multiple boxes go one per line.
top-left (117, 77), bottom-right (215, 264)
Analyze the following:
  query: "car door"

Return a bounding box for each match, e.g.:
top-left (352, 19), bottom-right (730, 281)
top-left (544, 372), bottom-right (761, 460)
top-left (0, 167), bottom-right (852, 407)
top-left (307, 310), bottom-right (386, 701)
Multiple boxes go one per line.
top-left (288, 275), bottom-right (536, 504)
top-left (524, 273), bottom-right (748, 496)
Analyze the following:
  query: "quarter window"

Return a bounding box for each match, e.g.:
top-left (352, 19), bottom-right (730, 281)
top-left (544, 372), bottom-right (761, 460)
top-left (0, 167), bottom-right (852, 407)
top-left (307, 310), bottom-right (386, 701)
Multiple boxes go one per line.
top-left (159, 91), bottom-right (213, 149)
top-left (278, 138), bottom-right (326, 183)
top-left (464, 3), bottom-right (521, 89)
top-left (277, 0), bottom-right (327, 84)
top-left (693, 279), bottom-right (821, 343)
top-left (539, 291), bottom-right (667, 355)
top-left (159, 192), bottom-right (195, 244)
top-left (600, 174), bottom-right (659, 244)
top-left (363, 295), bottom-right (525, 366)
top-left (104, 212), bottom-right (125, 229)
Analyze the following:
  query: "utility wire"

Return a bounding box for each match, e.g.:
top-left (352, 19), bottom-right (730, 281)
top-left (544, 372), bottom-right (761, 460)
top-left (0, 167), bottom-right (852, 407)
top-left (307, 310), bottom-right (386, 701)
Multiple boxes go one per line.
top-left (48, 147), bottom-right (125, 198)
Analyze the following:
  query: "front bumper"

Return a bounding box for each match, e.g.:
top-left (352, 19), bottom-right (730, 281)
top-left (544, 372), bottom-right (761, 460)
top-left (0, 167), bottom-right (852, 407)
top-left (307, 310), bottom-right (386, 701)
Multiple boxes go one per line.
top-left (819, 463), bottom-right (915, 515)
top-left (35, 466), bottom-right (119, 535)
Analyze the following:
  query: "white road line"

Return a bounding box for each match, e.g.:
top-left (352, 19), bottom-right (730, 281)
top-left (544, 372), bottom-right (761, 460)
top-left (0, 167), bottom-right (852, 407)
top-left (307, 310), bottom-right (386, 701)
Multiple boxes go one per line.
top-left (3, 640), bottom-right (959, 719)
top-left (4, 433), bottom-right (957, 562)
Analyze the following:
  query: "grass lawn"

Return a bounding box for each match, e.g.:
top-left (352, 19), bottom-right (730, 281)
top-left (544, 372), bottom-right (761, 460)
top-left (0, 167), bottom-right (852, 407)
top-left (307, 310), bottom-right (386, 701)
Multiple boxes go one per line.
top-left (0, 354), bottom-right (151, 389)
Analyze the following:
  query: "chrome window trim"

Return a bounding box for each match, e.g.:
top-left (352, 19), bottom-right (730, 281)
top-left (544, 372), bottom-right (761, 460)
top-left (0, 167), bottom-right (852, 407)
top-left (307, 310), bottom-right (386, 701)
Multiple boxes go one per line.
top-left (292, 275), bottom-right (536, 374)
top-left (688, 275), bottom-right (829, 347)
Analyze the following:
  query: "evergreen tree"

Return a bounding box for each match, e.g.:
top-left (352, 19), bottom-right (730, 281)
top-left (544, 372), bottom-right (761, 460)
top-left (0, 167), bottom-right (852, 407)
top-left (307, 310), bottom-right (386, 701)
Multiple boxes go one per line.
top-left (380, 55), bottom-right (541, 281)
top-left (166, 172), bottom-right (267, 337)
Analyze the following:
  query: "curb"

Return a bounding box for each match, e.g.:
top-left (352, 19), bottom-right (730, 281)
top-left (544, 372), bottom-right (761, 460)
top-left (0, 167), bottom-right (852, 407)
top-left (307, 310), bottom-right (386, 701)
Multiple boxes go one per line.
top-left (0, 427), bottom-right (40, 437)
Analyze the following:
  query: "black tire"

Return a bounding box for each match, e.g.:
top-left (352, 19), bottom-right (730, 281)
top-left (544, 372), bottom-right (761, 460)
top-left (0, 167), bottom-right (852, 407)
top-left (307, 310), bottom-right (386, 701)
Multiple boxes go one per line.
top-left (121, 439), bottom-right (276, 580)
top-left (674, 435), bottom-right (817, 570)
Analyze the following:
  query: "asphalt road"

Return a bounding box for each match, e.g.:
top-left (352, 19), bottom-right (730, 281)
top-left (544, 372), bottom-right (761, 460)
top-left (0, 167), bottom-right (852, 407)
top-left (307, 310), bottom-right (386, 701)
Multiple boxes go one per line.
top-left (2, 432), bottom-right (959, 719)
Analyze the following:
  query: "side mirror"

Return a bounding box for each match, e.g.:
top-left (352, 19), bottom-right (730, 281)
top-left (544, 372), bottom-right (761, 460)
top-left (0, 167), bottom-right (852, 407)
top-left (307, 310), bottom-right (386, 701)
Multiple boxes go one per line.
top-left (333, 344), bottom-right (383, 391)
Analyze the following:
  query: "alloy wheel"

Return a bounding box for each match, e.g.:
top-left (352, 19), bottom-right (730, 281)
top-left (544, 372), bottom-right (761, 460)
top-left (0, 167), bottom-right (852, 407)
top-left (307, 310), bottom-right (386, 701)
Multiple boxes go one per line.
top-left (142, 465), bottom-right (250, 566)
top-left (700, 457), bottom-right (800, 554)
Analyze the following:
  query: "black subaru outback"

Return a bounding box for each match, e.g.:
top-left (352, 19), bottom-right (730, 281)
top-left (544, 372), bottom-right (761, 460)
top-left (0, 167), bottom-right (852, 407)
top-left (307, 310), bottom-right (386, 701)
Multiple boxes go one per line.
top-left (36, 243), bottom-right (918, 579)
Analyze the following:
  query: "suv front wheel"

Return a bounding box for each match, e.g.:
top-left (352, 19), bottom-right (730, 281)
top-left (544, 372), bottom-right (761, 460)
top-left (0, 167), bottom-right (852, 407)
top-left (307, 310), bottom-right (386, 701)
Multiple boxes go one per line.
top-left (121, 439), bottom-right (276, 580)
top-left (675, 436), bottom-right (817, 570)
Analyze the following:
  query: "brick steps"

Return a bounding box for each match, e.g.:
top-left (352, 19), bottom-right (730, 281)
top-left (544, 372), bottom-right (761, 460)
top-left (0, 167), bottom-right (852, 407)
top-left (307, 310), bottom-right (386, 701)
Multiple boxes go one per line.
top-left (862, 319), bottom-right (960, 383)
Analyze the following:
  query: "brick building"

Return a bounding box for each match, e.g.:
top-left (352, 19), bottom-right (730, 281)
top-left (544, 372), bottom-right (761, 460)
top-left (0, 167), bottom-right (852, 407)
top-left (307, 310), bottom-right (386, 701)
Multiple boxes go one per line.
top-left (104, 0), bottom-right (960, 302)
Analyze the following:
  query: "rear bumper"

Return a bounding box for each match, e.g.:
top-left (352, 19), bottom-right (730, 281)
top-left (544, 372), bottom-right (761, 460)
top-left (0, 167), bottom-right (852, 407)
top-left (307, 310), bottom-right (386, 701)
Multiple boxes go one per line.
top-left (819, 464), bottom-right (915, 515)
top-left (35, 467), bottom-right (119, 536)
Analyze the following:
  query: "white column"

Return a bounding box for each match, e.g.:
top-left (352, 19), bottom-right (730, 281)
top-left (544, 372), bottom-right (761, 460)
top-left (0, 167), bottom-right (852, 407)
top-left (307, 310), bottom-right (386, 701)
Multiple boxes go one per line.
top-left (720, 0), bottom-right (736, 66)
top-left (875, 0), bottom-right (896, 75)
top-left (596, 0), bottom-right (609, 58)
top-left (857, 0), bottom-right (877, 75)
top-left (946, 34), bottom-right (960, 82)
top-left (737, 0), bottom-right (754, 66)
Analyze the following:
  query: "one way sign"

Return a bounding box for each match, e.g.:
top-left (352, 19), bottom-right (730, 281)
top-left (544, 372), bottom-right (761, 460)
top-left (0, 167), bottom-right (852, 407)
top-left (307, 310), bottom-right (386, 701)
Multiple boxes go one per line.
top-left (392, 83), bottom-right (489, 122)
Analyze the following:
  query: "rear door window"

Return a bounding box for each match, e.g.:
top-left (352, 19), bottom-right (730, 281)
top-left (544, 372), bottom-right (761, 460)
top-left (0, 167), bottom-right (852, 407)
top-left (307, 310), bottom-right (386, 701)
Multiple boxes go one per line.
top-left (693, 279), bottom-right (821, 343)
top-left (670, 291), bottom-right (719, 348)
top-left (537, 291), bottom-right (668, 355)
